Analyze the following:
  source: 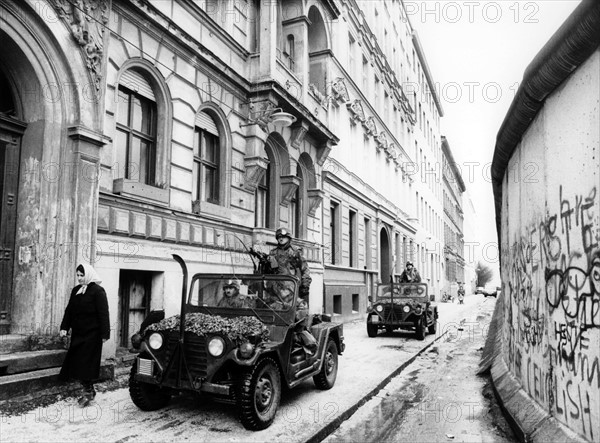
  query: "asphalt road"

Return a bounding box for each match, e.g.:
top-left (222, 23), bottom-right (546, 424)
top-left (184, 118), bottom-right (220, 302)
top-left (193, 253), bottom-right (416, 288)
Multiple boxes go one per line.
top-left (0, 295), bottom-right (500, 442)
top-left (323, 295), bottom-right (516, 443)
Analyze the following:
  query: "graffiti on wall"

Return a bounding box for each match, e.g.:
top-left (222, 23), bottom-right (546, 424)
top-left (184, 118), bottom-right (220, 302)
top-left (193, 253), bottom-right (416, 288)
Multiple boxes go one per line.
top-left (504, 185), bottom-right (599, 440)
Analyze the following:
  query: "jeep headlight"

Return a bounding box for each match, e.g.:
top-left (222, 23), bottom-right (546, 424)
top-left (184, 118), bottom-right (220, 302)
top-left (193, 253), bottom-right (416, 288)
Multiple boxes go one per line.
top-left (208, 336), bottom-right (225, 357)
top-left (148, 332), bottom-right (163, 350)
top-left (403, 305), bottom-right (410, 313)
top-left (238, 342), bottom-right (255, 359)
top-left (376, 304), bottom-right (383, 312)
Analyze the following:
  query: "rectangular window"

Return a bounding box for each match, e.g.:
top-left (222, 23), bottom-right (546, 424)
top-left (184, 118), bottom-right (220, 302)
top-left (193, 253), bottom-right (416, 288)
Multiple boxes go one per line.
top-left (362, 56), bottom-right (368, 92)
top-left (349, 209), bottom-right (357, 267)
top-left (333, 294), bottom-right (342, 315)
top-left (348, 34), bottom-right (356, 77)
top-left (364, 217), bottom-right (372, 268)
top-left (330, 202), bottom-right (339, 265)
top-left (193, 127), bottom-right (220, 204)
top-left (352, 294), bottom-right (359, 313)
top-left (254, 165), bottom-right (269, 228)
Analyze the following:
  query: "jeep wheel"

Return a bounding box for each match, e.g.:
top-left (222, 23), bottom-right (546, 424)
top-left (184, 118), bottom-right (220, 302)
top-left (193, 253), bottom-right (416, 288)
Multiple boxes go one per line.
top-left (367, 323), bottom-right (378, 337)
top-left (415, 315), bottom-right (427, 341)
top-left (129, 361), bottom-right (170, 411)
top-left (238, 357), bottom-right (281, 430)
top-left (314, 339), bottom-right (338, 390)
top-left (428, 319), bottom-right (437, 334)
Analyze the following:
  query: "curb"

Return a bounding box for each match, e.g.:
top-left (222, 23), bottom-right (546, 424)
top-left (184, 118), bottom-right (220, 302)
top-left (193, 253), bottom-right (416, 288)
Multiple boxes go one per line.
top-left (305, 324), bottom-right (451, 443)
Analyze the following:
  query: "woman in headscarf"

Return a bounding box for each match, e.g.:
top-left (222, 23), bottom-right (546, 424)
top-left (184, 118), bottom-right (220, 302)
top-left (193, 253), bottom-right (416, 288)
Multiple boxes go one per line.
top-left (59, 263), bottom-right (110, 407)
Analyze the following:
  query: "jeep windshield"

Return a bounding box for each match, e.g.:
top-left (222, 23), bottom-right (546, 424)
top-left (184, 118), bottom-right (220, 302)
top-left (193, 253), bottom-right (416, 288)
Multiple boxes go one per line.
top-left (187, 275), bottom-right (297, 312)
top-left (376, 283), bottom-right (428, 300)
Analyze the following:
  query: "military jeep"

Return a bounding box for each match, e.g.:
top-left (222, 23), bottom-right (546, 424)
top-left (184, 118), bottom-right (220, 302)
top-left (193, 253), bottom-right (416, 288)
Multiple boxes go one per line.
top-left (129, 255), bottom-right (344, 430)
top-left (366, 282), bottom-right (438, 340)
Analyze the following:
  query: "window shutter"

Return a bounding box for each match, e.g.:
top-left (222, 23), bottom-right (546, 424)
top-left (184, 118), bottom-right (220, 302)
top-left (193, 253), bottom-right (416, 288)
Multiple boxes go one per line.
top-left (120, 70), bottom-right (155, 101)
top-left (195, 111), bottom-right (219, 135)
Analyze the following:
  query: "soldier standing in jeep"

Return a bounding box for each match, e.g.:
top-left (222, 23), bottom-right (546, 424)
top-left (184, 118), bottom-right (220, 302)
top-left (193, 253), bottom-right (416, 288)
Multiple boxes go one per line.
top-left (268, 228), bottom-right (312, 298)
top-left (268, 228), bottom-right (317, 354)
top-left (399, 261), bottom-right (422, 283)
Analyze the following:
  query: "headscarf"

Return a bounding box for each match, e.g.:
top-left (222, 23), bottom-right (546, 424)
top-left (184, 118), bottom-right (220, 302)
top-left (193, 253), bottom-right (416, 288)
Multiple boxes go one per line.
top-left (76, 263), bottom-right (103, 295)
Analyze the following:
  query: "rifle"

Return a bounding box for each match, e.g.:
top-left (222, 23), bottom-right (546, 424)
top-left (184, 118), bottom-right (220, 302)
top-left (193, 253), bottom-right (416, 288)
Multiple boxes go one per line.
top-left (248, 247), bottom-right (274, 275)
top-left (232, 234), bottom-right (273, 275)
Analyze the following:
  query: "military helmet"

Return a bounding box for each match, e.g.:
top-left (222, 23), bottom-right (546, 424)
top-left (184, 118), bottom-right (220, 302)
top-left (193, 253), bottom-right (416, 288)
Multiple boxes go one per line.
top-left (406, 261), bottom-right (413, 267)
top-left (275, 227), bottom-right (292, 239)
top-left (224, 279), bottom-right (241, 289)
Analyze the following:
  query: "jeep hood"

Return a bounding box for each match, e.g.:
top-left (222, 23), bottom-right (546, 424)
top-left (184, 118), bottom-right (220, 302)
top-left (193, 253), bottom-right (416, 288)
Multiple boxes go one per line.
top-left (145, 313), bottom-right (270, 344)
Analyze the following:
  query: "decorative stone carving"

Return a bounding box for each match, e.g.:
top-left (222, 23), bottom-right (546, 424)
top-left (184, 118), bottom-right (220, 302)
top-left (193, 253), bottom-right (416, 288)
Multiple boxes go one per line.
top-left (364, 116), bottom-right (377, 137)
top-left (376, 132), bottom-right (388, 153)
top-left (331, 77), bottom-right (350, 105)
top-left (280, 175), bottom-right (300, 206)
top-left (52, 0), bottom-right (110, 93)
top-left (307, 189), bottom-right (324, 216)
top-left (316, 140), bottom-right (333, 166)
top-left (346, 99), bottom-right (365, 124)
top-left (243, 156), bottom-right (269, 191)
top-left (290, 120), bottom-right (310, 150)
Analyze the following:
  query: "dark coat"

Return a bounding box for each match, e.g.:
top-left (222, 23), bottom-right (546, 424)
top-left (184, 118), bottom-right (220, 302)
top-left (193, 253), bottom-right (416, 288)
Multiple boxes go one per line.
top-left (59, 283), bottom-right (110, 381)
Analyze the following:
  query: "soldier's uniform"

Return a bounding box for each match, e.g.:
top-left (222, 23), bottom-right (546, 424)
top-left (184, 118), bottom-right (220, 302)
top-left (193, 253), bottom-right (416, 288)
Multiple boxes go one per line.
top-left (268, 229), bottom-right (312, 299)
top-left (268, 227), bottom-right (317, 355)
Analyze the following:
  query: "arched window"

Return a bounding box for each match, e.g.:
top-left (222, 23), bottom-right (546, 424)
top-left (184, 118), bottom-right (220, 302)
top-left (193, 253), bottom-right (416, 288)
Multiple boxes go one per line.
top-left (308, 5), bottom-right (328, 94)
top-left (285, 35), bottom-right (296, 71)
top-left (115, 70), bottom-right (157, 185)
top-left (193, 112), bottom-right (220, 204)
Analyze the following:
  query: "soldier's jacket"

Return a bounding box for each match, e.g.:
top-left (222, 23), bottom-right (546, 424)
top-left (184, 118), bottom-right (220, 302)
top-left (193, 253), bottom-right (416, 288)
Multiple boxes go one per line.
top-left (268, 243), bottom-right (312, 295)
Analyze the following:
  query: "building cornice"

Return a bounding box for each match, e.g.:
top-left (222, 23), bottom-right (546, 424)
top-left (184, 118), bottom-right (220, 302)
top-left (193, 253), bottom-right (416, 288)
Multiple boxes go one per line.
top-left (411, 31), bottom-right (444, 117)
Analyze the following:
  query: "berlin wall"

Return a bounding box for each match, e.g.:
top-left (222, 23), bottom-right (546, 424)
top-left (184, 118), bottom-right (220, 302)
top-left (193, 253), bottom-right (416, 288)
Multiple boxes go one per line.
top-left (498, 47), bottom-right (599, 441)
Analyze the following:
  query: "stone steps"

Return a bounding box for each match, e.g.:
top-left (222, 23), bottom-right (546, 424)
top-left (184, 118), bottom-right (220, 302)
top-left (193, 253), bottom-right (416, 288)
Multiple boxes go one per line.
top-left (0, 349), bottom-right (67, 375)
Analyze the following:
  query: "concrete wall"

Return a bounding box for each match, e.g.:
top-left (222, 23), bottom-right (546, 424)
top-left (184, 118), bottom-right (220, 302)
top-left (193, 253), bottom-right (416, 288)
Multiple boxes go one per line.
top-left (500, 49), bottom-right (600, 441)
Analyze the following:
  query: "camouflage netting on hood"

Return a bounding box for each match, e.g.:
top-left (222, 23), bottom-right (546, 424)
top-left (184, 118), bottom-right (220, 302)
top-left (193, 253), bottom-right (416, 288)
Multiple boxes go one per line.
top-left (145, 313), bottom-right (270, 343)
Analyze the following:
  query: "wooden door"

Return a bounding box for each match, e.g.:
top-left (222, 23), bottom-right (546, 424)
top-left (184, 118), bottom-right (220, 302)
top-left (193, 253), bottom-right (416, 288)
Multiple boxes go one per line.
top-left (119, 271), bottom-right (151, 348)
top-left (0, 115), bottom-right (25, 334)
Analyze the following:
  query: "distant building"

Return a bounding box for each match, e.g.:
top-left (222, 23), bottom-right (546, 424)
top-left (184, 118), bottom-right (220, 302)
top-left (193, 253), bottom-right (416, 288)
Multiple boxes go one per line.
top-left (441, 136), bottom-right (466, 296)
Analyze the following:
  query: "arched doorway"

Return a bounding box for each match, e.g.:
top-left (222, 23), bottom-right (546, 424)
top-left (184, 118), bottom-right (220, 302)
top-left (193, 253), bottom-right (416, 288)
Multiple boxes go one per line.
top-left (379, 227), bottom-right (391, 284)
top-left (0, 68), bottom-right (26, 334)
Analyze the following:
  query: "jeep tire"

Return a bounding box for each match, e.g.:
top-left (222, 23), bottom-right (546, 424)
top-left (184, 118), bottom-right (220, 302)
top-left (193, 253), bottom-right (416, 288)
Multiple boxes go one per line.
top-left (129, 361), bottom-right (170, 411)
top-left (314, 339), bottom-right (338, 390)
top-left (415, 315), bottom-right (427, 341)
top-left (428, 317), bottom-right (437, 334)
top-left (238, 357), bottom-right (282, 430)
top-left (367, 322), bottom-right (378, 337)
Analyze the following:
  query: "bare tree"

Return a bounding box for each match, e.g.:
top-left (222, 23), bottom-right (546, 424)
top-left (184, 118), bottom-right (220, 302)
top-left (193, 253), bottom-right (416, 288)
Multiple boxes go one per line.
top-left (475, 261), bottom-right (494, 287)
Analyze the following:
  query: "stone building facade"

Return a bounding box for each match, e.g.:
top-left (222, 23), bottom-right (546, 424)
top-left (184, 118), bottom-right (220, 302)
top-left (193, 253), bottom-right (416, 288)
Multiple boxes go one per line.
top-left (318, 0), bottom-right (446, 321)
top-left (0, 0), bottom-right (447, 359)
